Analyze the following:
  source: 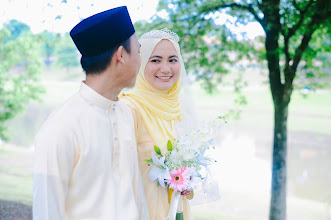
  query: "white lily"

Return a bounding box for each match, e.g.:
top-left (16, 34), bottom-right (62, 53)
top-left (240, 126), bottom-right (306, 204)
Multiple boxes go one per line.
top-left (148, 152), bottom-right (171, 188)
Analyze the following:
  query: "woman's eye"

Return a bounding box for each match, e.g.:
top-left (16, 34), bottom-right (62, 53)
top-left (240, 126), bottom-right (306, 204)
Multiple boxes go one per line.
top-left (169, 59), bottom-right (178, 63)
top-left (151, 59), bottom-right (160, 63)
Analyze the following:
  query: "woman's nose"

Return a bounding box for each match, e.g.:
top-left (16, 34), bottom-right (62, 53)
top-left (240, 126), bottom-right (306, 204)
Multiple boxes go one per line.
top-left (160, 62), bottom-right (171, 74)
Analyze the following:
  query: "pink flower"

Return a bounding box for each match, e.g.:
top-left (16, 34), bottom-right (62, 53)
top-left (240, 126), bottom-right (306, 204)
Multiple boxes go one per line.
top-left (166, 166), bottom-right (190, 192)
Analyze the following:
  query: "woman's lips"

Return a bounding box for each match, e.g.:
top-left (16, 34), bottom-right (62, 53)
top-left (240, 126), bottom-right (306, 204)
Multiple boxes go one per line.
top-left (156, 76), bottom-right (172, 82)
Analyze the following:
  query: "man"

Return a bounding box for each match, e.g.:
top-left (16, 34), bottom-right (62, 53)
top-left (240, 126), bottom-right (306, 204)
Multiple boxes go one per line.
top-left (33, 6), bottom-right (149, 220)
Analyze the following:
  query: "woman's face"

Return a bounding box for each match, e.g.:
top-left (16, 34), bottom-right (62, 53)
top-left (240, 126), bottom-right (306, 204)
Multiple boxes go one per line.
top-left (144, 39), bottom-right (181, 90)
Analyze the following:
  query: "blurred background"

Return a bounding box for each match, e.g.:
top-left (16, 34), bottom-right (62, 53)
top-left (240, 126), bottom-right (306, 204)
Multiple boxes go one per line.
top-left (0, 0), bottom-right (330, 219)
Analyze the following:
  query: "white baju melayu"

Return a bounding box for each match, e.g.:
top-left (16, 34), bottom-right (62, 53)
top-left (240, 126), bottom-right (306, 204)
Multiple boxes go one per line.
top-left (33, 82), bottom-right (149, 220)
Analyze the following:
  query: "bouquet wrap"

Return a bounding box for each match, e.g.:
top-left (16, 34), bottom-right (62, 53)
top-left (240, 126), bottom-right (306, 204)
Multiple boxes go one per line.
top-left (146, 117), bottom-right (225, 219)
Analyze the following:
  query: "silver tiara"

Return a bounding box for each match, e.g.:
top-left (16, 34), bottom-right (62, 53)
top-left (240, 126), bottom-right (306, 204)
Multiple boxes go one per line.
top-left (140, 28), bottom-right (180, 42)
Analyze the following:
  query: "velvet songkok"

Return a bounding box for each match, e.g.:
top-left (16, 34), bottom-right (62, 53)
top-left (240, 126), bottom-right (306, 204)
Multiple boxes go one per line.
top-left (70, 6), bottom-right (135, 58)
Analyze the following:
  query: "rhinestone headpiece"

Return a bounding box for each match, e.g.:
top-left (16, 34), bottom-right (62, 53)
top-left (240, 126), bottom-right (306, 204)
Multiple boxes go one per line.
top-left (140, 28), bottom-right (180, 42)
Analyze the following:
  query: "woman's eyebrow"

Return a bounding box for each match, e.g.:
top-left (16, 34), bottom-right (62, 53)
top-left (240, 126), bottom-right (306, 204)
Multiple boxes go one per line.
top-left (149, 55), bottom-right (162, 59)
top-left (149, 55), bottom-right (178, 59)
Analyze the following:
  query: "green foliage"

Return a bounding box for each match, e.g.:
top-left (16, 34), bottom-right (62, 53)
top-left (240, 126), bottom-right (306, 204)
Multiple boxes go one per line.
top-left (295, 26), bottom-right (331, 89)
top-left (154, 145), bottom-right (162, 155)
top-left (144, 158), bottom-right (153, 163)
top-left (277, 1), bottom-right (331, 90)
top-left (0, 26), bottom-right (45, 141)
top-left (36, 31), bottom-right (61, 66)
top-left (135, 20), bottom-right (155, 38)
top-left (3, 19), bottom-right (31, 42)
top-left (54, 33), bottom-right (80, 68)
top-left (144, 0), bottom-right (330, 93)
top-left (167, 140), bottom-right (173, 152)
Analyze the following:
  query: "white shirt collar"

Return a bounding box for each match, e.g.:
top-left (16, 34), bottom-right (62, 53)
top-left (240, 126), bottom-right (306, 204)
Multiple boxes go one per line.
top-left (79, 81), bottom-right (116, 110)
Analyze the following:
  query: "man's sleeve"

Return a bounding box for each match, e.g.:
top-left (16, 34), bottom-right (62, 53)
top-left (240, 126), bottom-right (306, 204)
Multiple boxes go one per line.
top-left (135, 160), bottom-right (149, 220)
top-left (33, 123), bottom-right (76, 220)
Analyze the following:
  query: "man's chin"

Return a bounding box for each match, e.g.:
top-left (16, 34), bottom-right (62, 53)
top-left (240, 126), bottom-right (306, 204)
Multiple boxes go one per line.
top-left (125, 80), bottom-right (136, 89)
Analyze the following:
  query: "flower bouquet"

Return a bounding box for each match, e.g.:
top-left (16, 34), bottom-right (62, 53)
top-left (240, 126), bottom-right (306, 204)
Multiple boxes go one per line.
top-left (145, 117), bottom-right (223, 220)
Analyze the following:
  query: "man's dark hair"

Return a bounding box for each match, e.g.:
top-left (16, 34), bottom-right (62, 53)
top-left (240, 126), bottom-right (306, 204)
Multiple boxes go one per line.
top-left (81, 37), bottom-right (131, 75)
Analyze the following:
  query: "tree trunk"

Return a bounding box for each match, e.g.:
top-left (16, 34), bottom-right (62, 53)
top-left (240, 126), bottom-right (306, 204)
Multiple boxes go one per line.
top-left (262, 1), bottom-right (288, 217)
top-left (269, 101), bottom-right (288, 220)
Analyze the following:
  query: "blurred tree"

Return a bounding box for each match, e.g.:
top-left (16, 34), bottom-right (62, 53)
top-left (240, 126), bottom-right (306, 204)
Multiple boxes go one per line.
top-left (54, 33), bottom-right (80, 69)
top-left (146, 0), bottom-right (331, 219)
top-left (37, 31), bottom-right (61, 66)
top-left (3, 19), bottom-right (31, 41)
top-left (295, 25), bottom-right (331, 90)
top-left (0, 23), bottom-right (45, 141)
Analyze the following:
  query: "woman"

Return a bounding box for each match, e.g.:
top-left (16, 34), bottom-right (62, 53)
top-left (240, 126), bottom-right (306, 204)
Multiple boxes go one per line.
top-left (120, 28), bottom-right (193, 219)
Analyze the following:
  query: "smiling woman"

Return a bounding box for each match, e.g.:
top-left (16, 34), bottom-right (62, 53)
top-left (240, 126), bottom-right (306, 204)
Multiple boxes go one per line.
top-left (144, 39), bottom-right (181, 90)
top-left (120, 28), bottom-right (194, 219)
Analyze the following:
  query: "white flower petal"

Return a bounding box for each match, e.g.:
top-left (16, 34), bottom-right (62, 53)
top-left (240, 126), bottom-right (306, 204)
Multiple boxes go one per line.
top-left (159, 156), bottom-right (166, 168)
top-left (164, 168), bottom-right (171, 180)
top-left (148, 166), bottom-right (163, 181)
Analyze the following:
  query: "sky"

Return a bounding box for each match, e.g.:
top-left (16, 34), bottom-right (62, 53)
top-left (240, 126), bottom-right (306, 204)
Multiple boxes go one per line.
top-left (0, 0), bottom-right (159, 33)
top-left (0, 0), bottom-right (264, 38)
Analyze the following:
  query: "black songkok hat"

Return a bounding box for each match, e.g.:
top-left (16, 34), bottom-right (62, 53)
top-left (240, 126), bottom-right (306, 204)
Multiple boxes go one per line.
top-left (70, 6), bottom-right (135, 58)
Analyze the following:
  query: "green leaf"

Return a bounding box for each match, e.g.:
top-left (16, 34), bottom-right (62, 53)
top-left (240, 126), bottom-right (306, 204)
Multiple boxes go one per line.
top-left (154, 145), bottom-right (162, 155)
top-left (217, 115), bottom-right (227, 123)
top-left (144, 158), bottom-right (153, 163)
top-left (167, 140), bottom-right (173, 152)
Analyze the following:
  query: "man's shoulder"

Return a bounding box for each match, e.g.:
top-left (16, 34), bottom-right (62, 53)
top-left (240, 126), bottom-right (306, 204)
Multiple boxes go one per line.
top-left (36, 94), bottom-right (84, 135)
top-left (51, 93), bottom-right (83, 116)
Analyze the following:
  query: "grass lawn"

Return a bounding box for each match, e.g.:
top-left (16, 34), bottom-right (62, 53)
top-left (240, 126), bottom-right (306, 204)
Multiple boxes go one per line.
top-left (0, 146), bottom-right (32, 206)
top-left (192, 212), bottom-right (258, 220)
top-left (191, 85), bottom-right (331, 135)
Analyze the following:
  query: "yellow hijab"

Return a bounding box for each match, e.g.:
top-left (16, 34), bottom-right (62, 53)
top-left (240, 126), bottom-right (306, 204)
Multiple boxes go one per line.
top-left (121, 32), bottom-right (186, 154)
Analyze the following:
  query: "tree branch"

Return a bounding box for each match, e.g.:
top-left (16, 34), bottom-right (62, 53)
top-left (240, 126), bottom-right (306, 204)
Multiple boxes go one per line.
top-left (284, 0), bottom-right (331, 90)
top-left (292, 0), bottom-right (299, 10)
top-left (291, 29), bottom-right (315, 72)
top-left (283, 37), bottom-right (291, 72)
top-left (280, 18), bottom-right (291, 65)
top-left (291, 2), bottom-right (331, 72)
top-left (282, 27), bottom-right (314, 103)
top-left (286, 0), bottom-right (314, 40)
top-left (199, 3), bottom-right (264, 27)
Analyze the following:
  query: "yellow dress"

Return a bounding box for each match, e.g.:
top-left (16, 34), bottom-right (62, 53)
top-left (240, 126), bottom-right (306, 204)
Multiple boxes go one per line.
top-left (124, 99), bottom-right (193, 220)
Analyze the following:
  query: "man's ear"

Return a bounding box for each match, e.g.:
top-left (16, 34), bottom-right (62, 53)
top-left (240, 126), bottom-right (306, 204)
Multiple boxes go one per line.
top-left (114, 45), bottom-right (125, 65)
